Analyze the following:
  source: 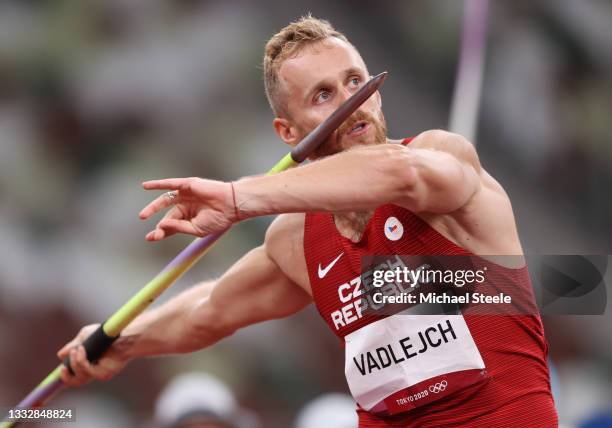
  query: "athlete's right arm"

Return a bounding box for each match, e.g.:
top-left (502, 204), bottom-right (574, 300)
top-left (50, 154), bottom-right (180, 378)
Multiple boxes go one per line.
top-left (57, 235), bottom-right (311, 387)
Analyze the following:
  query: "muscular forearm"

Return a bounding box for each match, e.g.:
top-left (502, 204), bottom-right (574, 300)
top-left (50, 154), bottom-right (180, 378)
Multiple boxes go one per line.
top-left (110, 244), bottom-right (310, 361)
top-left (234, 144), bottom-right (413, 218)
top-left (116, 280), bottom-right (221, 359)
top-left (232, 131), bottom-right (480, 217)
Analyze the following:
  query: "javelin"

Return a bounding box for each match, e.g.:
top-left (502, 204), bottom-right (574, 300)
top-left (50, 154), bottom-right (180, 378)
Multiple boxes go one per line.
top-left (449, 0), bottom-right (489, 145)
top-left (1, 72), bottom-right (388, 428)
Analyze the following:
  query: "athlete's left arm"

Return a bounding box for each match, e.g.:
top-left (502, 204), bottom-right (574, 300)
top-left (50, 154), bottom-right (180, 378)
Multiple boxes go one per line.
top-left (139, 130), bottom-right (481, 239)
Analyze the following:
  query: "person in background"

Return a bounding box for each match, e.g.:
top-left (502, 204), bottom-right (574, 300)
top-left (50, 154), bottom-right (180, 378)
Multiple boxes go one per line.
top-left (151, 372), bottom-right (259, 428)
top-left (295, 393), bottom-right (358, 428)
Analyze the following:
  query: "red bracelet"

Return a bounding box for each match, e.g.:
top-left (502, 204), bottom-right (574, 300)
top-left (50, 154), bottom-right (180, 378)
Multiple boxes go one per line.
top-left (230, 182), bottom-right (240, 221)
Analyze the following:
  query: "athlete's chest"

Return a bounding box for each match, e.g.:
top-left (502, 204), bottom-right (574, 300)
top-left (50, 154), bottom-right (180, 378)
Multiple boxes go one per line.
top-left (304, 205), bottom-right (443, 336)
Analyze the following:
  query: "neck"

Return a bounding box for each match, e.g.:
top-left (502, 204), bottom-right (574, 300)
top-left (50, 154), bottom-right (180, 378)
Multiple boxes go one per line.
top-left (333, 210), bottom-right (374, 242)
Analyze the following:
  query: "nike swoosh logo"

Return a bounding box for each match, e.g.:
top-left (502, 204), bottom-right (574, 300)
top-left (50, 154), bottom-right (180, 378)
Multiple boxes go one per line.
top-left (318, 253), bottom-right (344, 279)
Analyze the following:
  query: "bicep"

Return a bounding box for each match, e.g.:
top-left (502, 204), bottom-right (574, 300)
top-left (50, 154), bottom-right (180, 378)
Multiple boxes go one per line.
top-left (204, 245), bottom-right (311, 332)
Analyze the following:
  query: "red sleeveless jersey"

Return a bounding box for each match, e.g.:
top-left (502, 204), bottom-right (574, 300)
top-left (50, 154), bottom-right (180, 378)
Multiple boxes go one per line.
top-left (303, 138), bottom-right (558, 427)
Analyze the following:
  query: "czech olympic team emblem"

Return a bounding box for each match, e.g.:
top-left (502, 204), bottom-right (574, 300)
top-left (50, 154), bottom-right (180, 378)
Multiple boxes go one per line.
top-left (384, 216), bottom-right (404, 241)
top-left (428, 380), bottom-right (448, 394)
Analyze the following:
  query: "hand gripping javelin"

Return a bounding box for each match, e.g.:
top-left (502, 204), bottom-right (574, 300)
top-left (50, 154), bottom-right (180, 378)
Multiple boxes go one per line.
top-left (1, 71), bottom-right (387, 428)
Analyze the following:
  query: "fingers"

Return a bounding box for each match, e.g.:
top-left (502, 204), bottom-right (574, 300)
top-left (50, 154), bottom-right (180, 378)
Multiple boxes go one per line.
top-left (139, 193), bottom-right (177, 220)
top-left (60, 347), bottom-right (92, 387)
top-left (142, 178), bottom-right (192, 191)
top-left (57, 340), bottom-right (77, 359)
top-left (144, 207), bottom-right (185, 241)
top-left (60, 365), bottom-right (72, 385)
top-left (146, 218), bottom-right (201, 241)
top-left (161, 218), bottom-right (200, 237)
top-left (57, 324), bottom-right (98, 359)
top-left (145, 229), bottom-right (163, 241)
top-left (60, 346), bottom-right (119, 387)
top-left (140, 178), bottom-right (195, 220)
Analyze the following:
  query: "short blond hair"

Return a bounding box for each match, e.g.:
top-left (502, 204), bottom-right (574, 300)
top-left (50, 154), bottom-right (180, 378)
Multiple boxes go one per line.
top-left (263, 15), bottom-right (349, 117)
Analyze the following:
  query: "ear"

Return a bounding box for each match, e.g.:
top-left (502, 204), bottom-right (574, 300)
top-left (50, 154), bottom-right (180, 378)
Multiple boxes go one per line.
top-left (273, 117), bottom-right (301, 147)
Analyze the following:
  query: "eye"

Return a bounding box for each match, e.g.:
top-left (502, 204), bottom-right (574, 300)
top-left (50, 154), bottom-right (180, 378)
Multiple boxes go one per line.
top-left (315, 90), bottom-right (331, 104)
top-left (349, 76), bottom-right (361, 88)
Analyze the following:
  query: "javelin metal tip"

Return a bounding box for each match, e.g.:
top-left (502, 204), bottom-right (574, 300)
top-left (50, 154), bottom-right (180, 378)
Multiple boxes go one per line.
top-left (373, 71), bottom-right (388, 84)
top-left (367, 72), bottom-right (388, 92)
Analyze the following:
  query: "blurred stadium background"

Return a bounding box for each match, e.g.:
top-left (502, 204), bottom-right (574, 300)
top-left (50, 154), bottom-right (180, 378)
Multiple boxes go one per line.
top-left (0, 0), bottom-right (611, 426)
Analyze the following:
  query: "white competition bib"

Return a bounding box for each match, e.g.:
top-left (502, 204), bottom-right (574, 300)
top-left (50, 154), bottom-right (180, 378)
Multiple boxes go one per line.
top-left (344, 313), bottom-right (488, 415)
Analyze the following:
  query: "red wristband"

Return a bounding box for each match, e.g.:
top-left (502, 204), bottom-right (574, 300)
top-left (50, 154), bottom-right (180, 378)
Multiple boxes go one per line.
top-left (230, 182), bottom-right (240, 221)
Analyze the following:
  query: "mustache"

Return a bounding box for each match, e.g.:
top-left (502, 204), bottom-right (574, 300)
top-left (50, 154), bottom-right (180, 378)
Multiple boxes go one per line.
top-left (337, 110), bottom-right (377, 136)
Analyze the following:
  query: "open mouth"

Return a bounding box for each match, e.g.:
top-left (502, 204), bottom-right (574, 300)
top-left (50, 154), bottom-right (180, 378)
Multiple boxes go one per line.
top-left (347, 121), bottom-right (369, 136)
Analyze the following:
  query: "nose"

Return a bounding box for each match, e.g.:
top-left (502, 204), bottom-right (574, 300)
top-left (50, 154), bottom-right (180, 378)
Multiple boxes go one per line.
top-left (335, 85), bottom-right (353, 107)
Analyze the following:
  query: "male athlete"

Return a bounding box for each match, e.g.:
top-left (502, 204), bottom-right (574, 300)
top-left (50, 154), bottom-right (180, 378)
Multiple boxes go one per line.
top-left (58, 16), bottom-right (558, 426)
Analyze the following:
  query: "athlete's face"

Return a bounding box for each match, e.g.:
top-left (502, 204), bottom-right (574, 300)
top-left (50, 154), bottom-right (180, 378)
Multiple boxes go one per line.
top-left (273, 37), bottom-right (387, 159)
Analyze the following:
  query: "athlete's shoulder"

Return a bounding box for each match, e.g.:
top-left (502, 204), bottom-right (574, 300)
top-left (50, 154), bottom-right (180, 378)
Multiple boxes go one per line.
top-left (409, 130), bottom-right (478, 159)
top-left (264, 214), bottom-right (305, 261)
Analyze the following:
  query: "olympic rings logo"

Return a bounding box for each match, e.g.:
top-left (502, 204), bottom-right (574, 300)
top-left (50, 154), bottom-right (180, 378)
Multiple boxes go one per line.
top-left (428, 380), bottom-right (448, 394)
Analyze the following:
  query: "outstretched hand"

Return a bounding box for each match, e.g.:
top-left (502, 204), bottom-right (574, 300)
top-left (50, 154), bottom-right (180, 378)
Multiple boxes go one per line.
top-left (139, 177), bottom-right (238, 241)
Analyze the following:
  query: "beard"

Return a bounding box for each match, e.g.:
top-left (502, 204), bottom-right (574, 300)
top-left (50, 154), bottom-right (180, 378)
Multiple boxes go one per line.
top-left (299, 107), bottom-right (388, 159)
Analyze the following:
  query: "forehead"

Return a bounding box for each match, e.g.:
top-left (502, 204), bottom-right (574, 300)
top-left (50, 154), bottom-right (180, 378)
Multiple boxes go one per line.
top-left (278, 37), bottom-right (367, 96)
